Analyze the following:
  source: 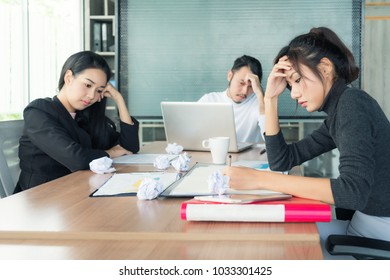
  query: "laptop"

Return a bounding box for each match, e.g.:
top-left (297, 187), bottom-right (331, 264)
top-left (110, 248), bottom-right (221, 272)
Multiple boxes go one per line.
top-left (161, 102), bottom-right (253, 152)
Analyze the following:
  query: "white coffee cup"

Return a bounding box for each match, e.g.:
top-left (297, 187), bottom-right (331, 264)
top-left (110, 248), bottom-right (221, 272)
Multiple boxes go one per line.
top-left (202, 137), bottom-right (230, 164)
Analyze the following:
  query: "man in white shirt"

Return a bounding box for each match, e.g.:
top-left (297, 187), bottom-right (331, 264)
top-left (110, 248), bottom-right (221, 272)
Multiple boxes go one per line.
top-left (198, 55), bottom-right (265, 143)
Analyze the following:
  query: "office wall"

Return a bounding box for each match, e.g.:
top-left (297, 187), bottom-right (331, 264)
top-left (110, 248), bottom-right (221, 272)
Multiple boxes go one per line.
top-left (118, 0), bottom-right (362, 119)
top-left (364, 0), bottom-right (390, 119)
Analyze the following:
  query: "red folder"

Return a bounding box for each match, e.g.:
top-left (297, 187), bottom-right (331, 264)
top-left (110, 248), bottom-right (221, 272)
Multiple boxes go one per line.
top-left (180, 197), bottom-right (331, 222)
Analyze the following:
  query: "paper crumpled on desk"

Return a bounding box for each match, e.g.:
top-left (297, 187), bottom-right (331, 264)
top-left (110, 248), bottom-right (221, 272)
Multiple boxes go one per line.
top-left (89, 156), bottom-right (116, 174)
top-left (171, 152), bottom-right (191, 172)
top-left (208, 170), bottom-right (230, 195)
top-left (154, 143), bottom-right (191, 171)
top-left (137, 178), bottom-right (165, 200)
top-left (153, 155), bottom-right (172, 170)
top-left (165, 142), bottom-right (184, 155)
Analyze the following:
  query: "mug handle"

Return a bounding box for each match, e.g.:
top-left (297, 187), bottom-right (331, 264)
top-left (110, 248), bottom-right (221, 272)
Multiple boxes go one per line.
top-left (202, 139), bottom-right (210, 148)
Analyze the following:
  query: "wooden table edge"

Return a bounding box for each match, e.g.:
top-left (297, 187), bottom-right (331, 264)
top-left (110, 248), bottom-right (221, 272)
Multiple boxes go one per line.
top-left (0, 231), bottom-right (319, 242)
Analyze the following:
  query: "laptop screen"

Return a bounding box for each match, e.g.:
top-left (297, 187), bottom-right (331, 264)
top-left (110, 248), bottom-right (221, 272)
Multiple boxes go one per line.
top-left (161, 102), bottom-right (252, 152)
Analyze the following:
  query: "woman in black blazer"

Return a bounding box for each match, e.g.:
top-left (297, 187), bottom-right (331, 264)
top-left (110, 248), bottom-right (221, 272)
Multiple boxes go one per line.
top-left (15, 51), bottom-right (140, 192)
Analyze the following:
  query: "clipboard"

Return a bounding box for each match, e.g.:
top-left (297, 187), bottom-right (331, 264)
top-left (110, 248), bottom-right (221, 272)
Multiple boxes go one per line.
top-left (160, 163), bottom-right (286, 198)
top-left (90, 172), bottom-right (182, 197)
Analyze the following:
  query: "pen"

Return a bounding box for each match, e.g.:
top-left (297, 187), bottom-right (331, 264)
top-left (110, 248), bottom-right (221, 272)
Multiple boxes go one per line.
top-left (260, 149), bottom-right (266, 155)
top-left (228, 155), bottom-right (232, 166)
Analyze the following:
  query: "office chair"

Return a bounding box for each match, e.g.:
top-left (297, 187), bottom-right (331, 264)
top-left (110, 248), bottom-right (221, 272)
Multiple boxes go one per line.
top-left (326, 208), bottom-right (390, 260)
top-left (0, 120), bottom-right (24, 198)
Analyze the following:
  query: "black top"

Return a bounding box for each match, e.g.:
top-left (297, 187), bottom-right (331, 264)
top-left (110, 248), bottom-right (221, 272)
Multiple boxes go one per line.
top-left (265, 80), bottom-right (390, 216)
top-left (16, 96), bottom-right (139, 191)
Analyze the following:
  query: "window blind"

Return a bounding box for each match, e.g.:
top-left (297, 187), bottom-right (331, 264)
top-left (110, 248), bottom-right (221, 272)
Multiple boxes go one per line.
top-left (118, 0), bottom-right (362, 118)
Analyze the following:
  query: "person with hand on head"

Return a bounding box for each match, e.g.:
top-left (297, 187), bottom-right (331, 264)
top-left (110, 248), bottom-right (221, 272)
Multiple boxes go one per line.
top-left (198, 55), bottom-right (265, 143)
top-left (15, 51), bottom-right (140, 193)
top-left (223, 27), bottom-right (390, 252)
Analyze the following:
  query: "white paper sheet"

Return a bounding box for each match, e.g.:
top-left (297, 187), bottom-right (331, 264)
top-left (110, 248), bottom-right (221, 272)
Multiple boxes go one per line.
top-left (167, 164), bottom-right (282, 196)
top-left (92, 172), bottom-right (180, 196)
top-left (232, 160), bottom-right (288, 174)
top-left (112, 154), bottom-right (178, 165)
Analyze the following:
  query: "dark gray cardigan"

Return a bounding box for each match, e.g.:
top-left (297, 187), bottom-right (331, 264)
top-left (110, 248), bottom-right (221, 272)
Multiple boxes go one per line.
top-left (265, 80), bottom-right (390, 217)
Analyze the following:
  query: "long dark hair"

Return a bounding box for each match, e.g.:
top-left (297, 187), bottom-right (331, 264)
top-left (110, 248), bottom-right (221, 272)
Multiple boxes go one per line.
top-left (274, 27), bottom-right (359, 87)
top-left (58, 51), bottom-right (114, 149)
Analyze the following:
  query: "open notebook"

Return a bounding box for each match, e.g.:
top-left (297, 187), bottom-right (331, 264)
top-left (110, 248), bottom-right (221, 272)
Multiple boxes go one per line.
top-left (161, 102), bottom-right (253, 152)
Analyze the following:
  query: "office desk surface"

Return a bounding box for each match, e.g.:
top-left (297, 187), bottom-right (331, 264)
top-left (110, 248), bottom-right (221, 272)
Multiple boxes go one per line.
top-left (0, 142), bottom-right (323, 259)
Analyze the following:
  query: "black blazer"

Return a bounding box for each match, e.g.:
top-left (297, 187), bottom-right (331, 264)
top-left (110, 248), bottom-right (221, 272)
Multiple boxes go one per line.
top-left (16, 96), bottom-right (139, 192)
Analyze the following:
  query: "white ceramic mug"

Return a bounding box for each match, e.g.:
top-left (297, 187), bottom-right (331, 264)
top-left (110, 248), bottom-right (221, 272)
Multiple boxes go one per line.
top-left (202, 137), bottom-right (230, 164)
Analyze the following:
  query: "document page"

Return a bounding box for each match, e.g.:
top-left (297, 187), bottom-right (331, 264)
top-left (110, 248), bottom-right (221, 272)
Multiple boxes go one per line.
top-left (232, 160), bottom-right (288, 174)
top-left (91, 172), bottom-right (180, 197)
top-left (165, 164), bottom-right (283, 197)
top-left (112, 154), bottom-right (178, 164)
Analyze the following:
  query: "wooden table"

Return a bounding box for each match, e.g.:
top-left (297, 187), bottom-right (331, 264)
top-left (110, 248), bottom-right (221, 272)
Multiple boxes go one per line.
top-left (0, 142), bottom-right (323, 259)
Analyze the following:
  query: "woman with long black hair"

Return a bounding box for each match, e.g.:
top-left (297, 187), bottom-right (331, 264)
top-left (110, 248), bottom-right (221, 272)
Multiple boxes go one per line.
top-left (223, 27), bottom-right (390, 252)
top-left (16, 51), bottom-right (139, 192)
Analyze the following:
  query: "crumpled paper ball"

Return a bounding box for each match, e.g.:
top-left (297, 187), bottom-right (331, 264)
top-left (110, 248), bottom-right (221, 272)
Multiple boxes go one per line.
top-left (153, 155), bottom-right (171, 170)
top-left (89, 156), bottom-right (116, 174)
top-left (137, 178), bottom-right (164, 200)
top-left (171, 152), bottom-right (191, 172)
top-left (165, 143), bottom-right (184, 155)
top-left (207, 170), bottom-right (230, 195)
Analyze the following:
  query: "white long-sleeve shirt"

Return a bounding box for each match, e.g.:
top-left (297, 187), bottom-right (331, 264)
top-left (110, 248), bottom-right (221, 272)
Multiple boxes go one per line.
top-left (198, 90), bottom-right (265, 143)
